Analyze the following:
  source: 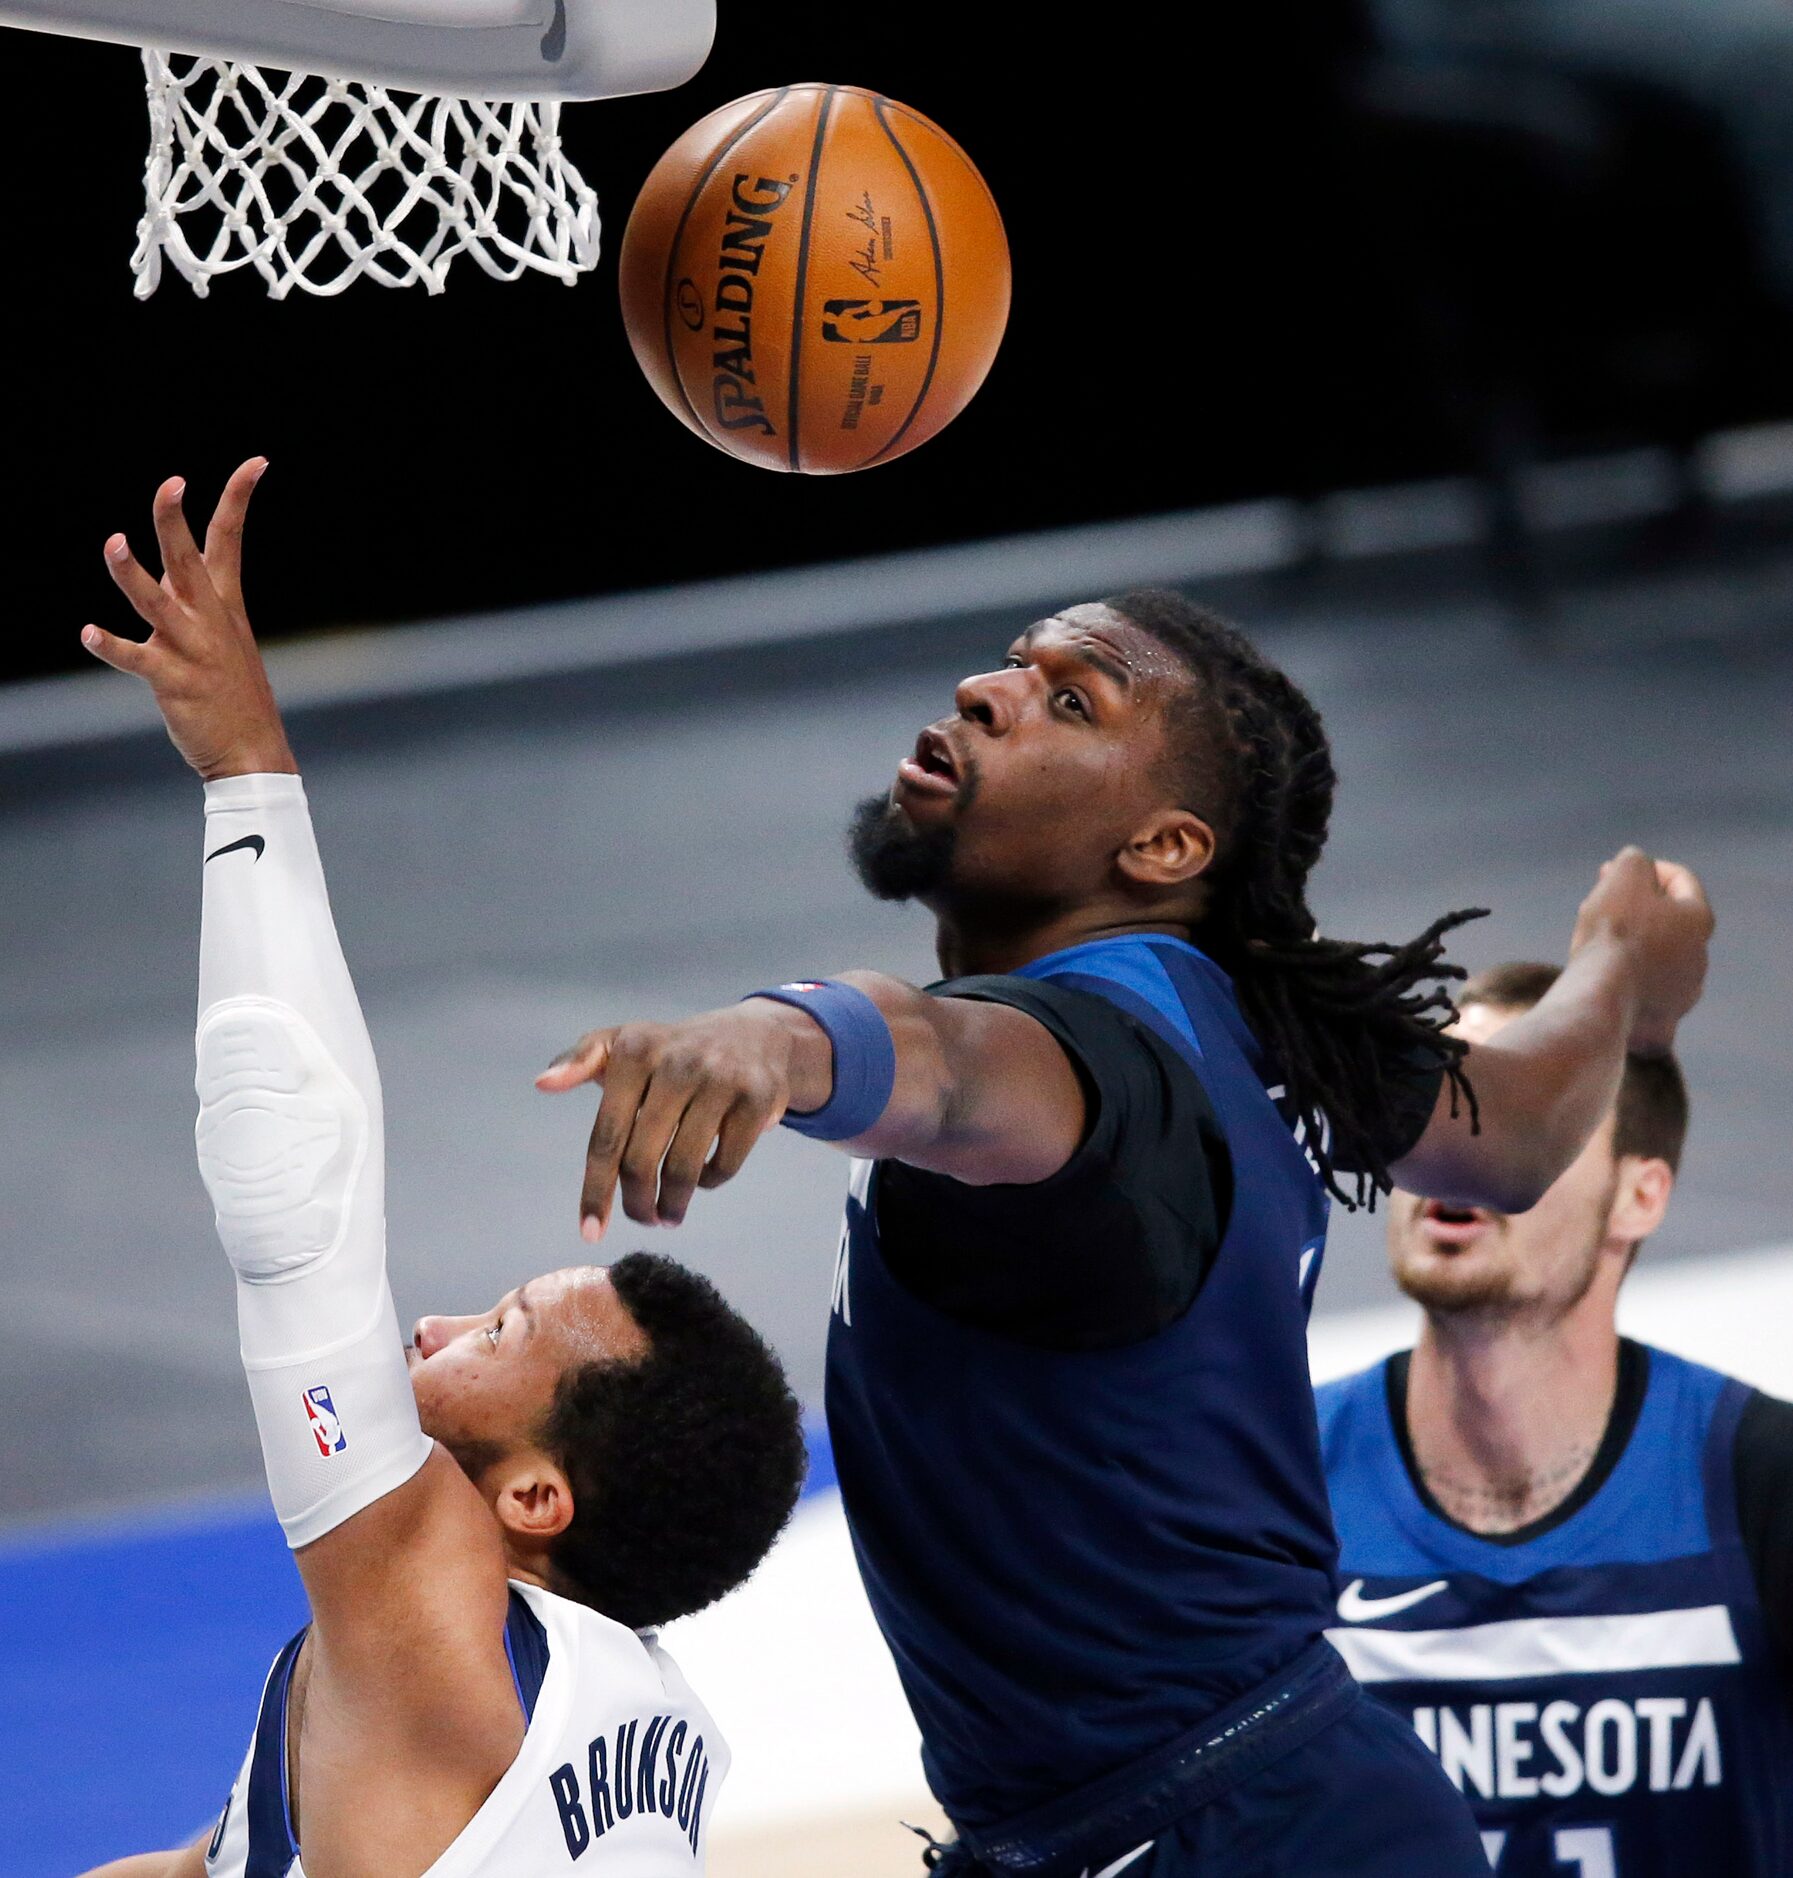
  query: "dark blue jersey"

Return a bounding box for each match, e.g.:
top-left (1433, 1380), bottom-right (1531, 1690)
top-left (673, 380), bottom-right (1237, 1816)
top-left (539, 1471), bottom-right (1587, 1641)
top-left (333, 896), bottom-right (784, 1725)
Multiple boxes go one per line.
top-left (823, 934), bottom-right (1343, 1831)
top-left (1318, 1345), bottom-right (1793, 1877)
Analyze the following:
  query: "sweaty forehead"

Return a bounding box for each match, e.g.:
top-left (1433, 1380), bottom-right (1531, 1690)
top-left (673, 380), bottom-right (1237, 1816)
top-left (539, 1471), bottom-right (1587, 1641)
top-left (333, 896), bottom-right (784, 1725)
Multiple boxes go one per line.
top-left (1023, 604), bottom-right (1190, 688)
top-left (541, 1265), bottom-right (650, 1365)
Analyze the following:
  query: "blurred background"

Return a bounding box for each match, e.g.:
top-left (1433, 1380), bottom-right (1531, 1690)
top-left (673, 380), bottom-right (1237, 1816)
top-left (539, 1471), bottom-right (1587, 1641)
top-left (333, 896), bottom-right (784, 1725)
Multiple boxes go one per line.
top-left (4, 1), bottom-right (1793, 1873)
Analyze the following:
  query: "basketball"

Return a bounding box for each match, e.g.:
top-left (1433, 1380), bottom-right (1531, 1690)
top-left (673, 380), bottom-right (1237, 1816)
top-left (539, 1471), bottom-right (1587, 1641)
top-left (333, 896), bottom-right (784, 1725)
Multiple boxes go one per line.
top-left (618, 84), bottom-right (1010, 474)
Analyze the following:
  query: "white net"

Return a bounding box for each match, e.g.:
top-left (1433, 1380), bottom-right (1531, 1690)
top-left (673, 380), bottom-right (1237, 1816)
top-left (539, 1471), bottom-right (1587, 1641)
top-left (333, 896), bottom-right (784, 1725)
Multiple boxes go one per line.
top-left (132, 50), bottom-right (602, 299)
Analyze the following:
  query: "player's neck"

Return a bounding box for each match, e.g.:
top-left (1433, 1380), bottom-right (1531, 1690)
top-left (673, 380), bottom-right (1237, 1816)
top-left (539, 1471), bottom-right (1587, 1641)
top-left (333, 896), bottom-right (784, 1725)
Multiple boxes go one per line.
top-left (1405, 1285), bottom-right (1623, 1535)
top-left (931, 904), bottom-right (1191, 978)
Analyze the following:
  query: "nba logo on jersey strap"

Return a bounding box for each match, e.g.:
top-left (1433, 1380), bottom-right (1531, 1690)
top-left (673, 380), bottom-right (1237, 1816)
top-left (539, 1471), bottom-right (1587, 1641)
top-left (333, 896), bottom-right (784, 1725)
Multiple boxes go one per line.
top-left (304, 1384), bottom-right (346, 1456)
top-left (780, 982), bottom-right (826, 993)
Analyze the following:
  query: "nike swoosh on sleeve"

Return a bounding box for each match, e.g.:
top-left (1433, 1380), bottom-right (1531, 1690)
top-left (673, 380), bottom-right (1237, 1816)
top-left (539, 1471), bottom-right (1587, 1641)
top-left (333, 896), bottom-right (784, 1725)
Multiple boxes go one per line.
top-left (1336, 1578), bottom-right (1449, 1622)
top-left (205, 835), bottom-right (265, 864)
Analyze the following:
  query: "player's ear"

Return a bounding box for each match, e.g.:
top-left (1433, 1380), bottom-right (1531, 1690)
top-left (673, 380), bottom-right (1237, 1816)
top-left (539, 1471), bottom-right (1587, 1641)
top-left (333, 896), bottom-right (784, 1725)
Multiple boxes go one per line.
top-left (1117, 807), bottom-right (1216, 890)
top-left (491, 1455), bottom-right (575, 1544)
top-left (1608, 1154), bottom-right (1674, 1247)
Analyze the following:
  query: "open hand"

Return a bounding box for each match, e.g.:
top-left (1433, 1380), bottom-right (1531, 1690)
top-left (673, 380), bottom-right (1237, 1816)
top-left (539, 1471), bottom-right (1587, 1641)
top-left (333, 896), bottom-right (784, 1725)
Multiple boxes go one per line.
top-left (1571, 847), bottom-right (1714, 1056)
top-left (80, 460), bottom-right (294, 781)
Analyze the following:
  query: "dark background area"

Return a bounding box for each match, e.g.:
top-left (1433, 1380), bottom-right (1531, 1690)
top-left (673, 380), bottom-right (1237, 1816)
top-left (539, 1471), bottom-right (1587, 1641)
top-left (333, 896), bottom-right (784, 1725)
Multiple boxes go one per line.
top-left (9, 0), bottom-right (1793, 684)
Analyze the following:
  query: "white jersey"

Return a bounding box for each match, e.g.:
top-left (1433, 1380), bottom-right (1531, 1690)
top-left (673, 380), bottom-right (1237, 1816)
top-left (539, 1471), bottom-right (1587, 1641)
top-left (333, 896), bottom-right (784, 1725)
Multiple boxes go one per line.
top-left (204, 1581), bottom-right (728, 1877)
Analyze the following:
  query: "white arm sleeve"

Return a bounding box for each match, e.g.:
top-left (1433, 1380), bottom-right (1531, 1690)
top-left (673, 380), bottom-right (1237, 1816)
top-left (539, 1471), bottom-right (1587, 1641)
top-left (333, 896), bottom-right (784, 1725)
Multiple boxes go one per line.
top-left (196, 772), bottom-right (432, 1549)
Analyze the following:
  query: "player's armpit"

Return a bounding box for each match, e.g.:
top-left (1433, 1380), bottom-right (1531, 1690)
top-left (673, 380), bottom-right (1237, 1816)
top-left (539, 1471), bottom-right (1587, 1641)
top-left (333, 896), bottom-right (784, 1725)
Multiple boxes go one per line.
top-left (288, 1447), bottom-right (525, 1878)
top-left (298, 1444), bottom-right (517, 1697)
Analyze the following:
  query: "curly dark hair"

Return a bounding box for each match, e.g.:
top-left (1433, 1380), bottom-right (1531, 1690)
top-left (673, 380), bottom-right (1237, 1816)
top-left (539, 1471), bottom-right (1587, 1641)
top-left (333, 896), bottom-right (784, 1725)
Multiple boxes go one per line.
top-left (540, 1252), bottom-right (807, 1630)
top-left (1105, 588), bottom-right (1486, 1207)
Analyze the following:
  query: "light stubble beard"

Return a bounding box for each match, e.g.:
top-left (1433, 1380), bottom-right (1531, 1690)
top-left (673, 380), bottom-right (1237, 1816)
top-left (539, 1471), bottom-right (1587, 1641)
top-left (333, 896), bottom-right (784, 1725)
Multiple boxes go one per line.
top-left (1393, 1246), bottom-right (1542, 1320)
top-left (1390, 1175), bottom-right (1618, 1325)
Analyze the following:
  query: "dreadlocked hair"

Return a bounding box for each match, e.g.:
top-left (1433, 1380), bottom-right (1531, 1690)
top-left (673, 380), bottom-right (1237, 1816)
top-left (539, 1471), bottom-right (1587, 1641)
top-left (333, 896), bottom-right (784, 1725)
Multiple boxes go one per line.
top-left (1106, 588), bottom-right (1486, 1207)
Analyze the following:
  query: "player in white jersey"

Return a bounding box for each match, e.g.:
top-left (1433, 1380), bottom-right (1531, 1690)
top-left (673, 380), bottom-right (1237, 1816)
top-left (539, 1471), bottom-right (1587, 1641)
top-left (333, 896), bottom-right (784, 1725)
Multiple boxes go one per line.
top-left (72, 463), bottom-right (807, 1878)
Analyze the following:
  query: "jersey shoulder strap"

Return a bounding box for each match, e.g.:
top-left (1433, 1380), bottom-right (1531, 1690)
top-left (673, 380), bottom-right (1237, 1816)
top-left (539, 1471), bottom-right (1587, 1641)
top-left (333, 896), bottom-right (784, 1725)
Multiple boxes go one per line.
top-left (1637, 1343), bottom-right (1753, 1552)
top-left (1314, 1359), bottom-right (1388, 1449)
top-left (209, 1626), bottom-right (305, 1878)
top-left (1604, 1344), bottom-right (1734, 1560)
top-left (1012, 933), bottom-right (1253, 1070)
top-left (502, 1585), bottom-right (551, 1721)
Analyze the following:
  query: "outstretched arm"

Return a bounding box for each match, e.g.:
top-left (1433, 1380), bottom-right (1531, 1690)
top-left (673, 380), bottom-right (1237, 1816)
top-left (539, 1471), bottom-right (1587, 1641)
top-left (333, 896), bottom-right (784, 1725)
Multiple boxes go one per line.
top-left (1391, 848), bottom-right (1713, 1211)
top-left (537, 845), bottom-right (1711, 1238)
top-left (85, 469), bottom-right (521, 1878)
top-left (535, 974), bottom-right (1092, 1240)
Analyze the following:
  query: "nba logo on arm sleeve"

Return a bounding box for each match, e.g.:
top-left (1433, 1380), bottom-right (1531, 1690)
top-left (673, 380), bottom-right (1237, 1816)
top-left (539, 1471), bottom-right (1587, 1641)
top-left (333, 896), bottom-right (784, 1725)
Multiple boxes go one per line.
top-left (304, 1384), bottom-right (347, 1456)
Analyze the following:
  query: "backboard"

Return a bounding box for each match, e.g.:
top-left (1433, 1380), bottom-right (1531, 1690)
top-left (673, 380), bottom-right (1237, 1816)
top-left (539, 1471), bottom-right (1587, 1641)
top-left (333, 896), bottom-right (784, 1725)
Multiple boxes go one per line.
top-left (0, 0), bottom-right (715, 294)
top-left (0, 0), bottom-right (713, 102)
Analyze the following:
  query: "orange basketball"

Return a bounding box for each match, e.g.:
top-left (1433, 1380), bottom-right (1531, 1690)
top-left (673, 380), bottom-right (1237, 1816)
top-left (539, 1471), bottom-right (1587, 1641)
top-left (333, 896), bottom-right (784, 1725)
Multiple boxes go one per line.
top-left (618, 84), bottom-right (1010, 474)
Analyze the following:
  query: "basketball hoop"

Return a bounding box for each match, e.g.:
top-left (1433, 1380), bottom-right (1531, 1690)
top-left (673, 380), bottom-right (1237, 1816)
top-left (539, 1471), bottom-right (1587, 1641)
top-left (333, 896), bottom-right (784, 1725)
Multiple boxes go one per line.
top-left (133, 52), bottom-right (599, 299)
top-left (0, 0), bottom-right (714, 298)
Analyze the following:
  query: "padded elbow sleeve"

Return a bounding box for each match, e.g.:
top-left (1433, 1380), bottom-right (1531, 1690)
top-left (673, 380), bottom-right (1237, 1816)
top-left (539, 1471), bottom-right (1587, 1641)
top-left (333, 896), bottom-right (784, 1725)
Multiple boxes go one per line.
top-left (196, 996), bottom-right (370, 1296)
top-left (197, 776), bottom-right (431, 1550)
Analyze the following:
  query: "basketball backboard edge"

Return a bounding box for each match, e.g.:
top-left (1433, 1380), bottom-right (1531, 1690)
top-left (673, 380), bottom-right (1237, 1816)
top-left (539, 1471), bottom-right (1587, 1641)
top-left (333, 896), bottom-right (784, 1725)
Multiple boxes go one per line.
top-left (0, 0), bottom-right (714, 100)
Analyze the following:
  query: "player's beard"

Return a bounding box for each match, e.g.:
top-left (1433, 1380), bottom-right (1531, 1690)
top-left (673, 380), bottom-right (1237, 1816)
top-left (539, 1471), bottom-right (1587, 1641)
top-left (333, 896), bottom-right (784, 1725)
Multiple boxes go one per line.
top-left (1395, 1248), bottom-right (1540, 1318)
top-left (847, 792), bottom-right (961, 902)
top-left (1392, 1174), bottom-right (1619, 1321)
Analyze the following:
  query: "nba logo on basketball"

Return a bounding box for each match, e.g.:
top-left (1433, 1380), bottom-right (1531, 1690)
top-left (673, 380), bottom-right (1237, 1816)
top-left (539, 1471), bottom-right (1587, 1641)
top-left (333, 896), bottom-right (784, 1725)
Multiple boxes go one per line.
top-left (821, 300), bottom-right (922, 344)
top-left (304, 1385), bottom-right (347, 1457)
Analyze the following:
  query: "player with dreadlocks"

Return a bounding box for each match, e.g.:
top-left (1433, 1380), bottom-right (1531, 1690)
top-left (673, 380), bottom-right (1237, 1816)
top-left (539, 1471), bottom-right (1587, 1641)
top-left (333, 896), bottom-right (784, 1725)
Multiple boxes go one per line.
top-left (538, 592), bottom-right (1713, 1876)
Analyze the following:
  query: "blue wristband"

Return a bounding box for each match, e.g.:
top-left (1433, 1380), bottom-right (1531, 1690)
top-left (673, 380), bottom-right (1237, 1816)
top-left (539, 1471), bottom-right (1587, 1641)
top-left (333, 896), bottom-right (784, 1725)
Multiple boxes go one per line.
top-left (745, 980), bottom-right (897, 1141)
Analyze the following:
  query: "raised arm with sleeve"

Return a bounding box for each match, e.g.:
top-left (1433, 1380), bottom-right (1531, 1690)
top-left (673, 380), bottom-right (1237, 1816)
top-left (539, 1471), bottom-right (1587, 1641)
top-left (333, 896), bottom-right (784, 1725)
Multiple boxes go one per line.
top-left (195, 771), bottom-right (431, 1548)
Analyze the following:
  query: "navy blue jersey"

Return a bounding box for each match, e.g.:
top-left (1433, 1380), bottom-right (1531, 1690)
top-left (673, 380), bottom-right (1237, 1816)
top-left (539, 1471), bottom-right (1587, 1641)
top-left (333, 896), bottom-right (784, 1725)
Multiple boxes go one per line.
top-left (1318, 1346), bottom-right (1793, 1877)
top-left (823, 933), bottom-right (1341, 1831)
